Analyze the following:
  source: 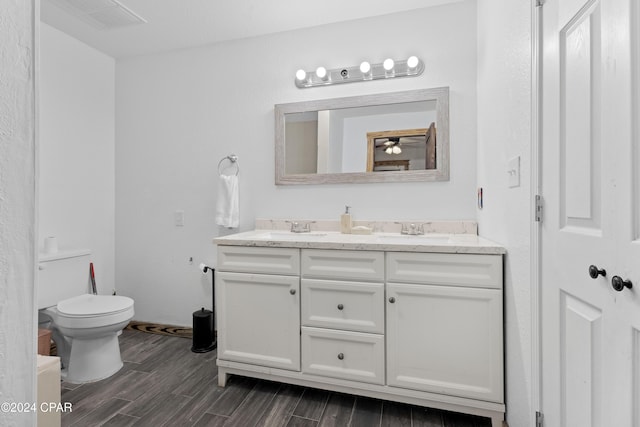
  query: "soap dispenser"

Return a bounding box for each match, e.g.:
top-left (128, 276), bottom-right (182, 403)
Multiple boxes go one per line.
top-left (341, 206), bottom-right (352, 234)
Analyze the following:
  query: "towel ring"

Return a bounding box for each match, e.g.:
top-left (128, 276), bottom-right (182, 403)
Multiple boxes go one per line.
top-left (218, 154), bottom-right (239, 176)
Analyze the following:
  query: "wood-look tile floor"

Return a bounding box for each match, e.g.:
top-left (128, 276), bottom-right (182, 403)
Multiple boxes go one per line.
top-left (61, 330), bottom-right (491, 427)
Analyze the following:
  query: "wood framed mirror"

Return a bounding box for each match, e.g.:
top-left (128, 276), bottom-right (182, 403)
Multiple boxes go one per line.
top-left (275, 87), bottom-right (449, 185)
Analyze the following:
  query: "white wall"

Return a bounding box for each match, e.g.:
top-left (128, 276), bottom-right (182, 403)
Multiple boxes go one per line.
top-left (476, 1), bottom-right (533, 426)
top-left (39, 23), bottom-right (116, 295)
top-left (0, 0), bottom-right (37, 424)
top-left (115, 1), bottom-right (478, 325)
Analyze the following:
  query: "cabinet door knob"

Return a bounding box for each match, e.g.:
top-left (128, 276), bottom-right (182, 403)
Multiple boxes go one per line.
top-left (289, 289), bottom-right (296, 295)
top-left (389, 297), bottom-right (396, 303)
top-left (588, 265), bottom-right (606, 279)
top-left (337, 353), bottom-right (344, 360)
top-left (337, 304), bottom-right (344, 310)
top-left (611, 276), bottom-right (633, 292)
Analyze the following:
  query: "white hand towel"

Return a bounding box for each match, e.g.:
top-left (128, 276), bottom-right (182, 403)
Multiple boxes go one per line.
top-left (216, 174), bottom-right (239, 228)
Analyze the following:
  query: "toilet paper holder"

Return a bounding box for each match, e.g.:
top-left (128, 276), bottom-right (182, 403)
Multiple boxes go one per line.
top-left (192, 263), bottom-right (216, 353)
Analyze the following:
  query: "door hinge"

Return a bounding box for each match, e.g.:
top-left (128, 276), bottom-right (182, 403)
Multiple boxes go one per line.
top-left (535, 195), bottom-right (543, 222)
top-left (536, 0), bottom-right (545, 7)
top-left (536, 411), bottom-right (544, 427)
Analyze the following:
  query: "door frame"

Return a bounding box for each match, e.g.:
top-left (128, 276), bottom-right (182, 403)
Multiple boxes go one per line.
top-left (531, 0), bottom-right (542, 426)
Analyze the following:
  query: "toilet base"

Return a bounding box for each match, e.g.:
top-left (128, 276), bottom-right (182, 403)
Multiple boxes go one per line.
top-left (64, 333), bottom-right (124, 384)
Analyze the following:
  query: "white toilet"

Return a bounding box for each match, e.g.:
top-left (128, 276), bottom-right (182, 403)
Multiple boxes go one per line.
top-left (38, 249), bottom-right (134, 384)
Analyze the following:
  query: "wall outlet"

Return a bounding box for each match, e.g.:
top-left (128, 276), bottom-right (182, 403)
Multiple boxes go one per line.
top-left (507, 156), bottom-right (520, 188)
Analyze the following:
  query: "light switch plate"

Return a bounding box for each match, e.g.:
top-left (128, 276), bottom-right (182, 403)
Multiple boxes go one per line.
top-left (507, 156), bottom-right (520, 188)
top-left (174, 210), bottom-right (185, 226)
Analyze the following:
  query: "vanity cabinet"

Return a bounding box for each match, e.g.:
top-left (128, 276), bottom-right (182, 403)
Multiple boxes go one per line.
top-left (215, 244), bottom-right (504, 427)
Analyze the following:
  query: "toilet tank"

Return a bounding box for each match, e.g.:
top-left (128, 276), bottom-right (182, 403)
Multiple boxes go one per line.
top-left (38, 249), bottom-right (92, 309)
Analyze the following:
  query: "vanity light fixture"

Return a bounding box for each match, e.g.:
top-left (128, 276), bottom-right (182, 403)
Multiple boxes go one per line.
top-left (295, 56), bottom-right (424, 88)
top-left (315, 66), bottom-right (329, 81)
top-left (359, 61), bottom-right (372, 80)
top-left (383, 58), bottom-right (395, 70)
top-left (295, 69), bottom-right (307, 81)
top-left (407, 55), bottom-right (420, 73)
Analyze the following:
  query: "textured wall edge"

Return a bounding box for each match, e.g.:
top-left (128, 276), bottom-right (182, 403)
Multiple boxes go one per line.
top-left (0, 0), bottom-right (38, 425)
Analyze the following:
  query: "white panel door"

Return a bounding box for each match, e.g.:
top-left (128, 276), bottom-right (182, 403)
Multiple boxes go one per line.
top-left (541, 0), bottom-right (640, 425)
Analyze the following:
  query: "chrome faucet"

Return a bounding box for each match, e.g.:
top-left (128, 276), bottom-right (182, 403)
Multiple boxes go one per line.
top-left (398, 222), bottom-right (425, 235)
top-left (286, 220), bottom-right (315, 233)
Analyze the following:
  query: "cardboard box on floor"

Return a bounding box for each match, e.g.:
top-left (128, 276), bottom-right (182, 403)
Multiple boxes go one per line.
top-left (37, 355), bottom-right (61, 427)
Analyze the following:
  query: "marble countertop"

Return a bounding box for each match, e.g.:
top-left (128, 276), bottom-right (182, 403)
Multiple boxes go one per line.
top-left (214, 227), bottom-right (506, 255)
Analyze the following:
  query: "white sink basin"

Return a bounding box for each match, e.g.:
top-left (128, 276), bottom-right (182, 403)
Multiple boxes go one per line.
top-left (254, 231), bottom-right (328, 241)
top-left (376, 234), bottom-right (451, 245)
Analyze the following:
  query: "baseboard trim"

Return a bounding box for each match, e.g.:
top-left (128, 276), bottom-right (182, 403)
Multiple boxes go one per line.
top-left (47, 321), bottom-right (194, 355)
top-left (126, 321), bottom-right (193, 339)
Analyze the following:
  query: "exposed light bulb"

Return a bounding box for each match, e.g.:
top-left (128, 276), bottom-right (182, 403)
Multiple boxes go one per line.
top-left (316, 66), bottom-right (327, 79)
top-left (392, 146), bottom-right (402, 154)
top-left (407, 56), bottom-right (419, 69)
top-left (383, 58), bottom-right (395, 71)
top-left (359, 61), bottom-right (371, 74)
top-left (295, 69), bottom-right (307, 81)
top-left (385, 147), bottom-right (393, 154)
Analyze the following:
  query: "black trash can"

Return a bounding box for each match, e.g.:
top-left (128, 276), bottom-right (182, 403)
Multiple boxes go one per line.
top-left (191, 307), bottom-right (216, 353)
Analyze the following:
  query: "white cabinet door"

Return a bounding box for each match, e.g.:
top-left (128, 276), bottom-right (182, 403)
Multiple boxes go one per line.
top-left (217, 271), bottom-right (300, 371)
top-left (386, 282), bottom-right (503, 403)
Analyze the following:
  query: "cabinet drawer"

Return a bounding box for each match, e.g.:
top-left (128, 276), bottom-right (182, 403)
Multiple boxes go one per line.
top-left (301, 249), bottom-right (384, 282)
top-left (217, 246), bottom-right (299, 275)
top-left (386, 252), bottom-right (502, 289)
top-left (301, 327), bottom-right (384, 385)
top-left (301, 279), bottom-right (384, 334)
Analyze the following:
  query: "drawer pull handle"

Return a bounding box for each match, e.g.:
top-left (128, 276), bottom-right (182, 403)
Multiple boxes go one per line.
top-left (337, 353), bottom-right (344, 360)
top-left (337, 304), bottom-right (344, 310)
top-left (389, 297), bottom-right (396, 303)
top-left (289, 289), bottom-right (296, 295)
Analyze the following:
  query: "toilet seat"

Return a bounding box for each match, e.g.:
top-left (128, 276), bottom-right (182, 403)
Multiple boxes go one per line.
top-left (58, 294), bottom-right (133, 317)
top-left (47, 294), bottom-right (135, 330)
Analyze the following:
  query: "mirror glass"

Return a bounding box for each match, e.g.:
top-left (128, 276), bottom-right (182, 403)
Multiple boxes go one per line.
top-left (275, 87), bottom-right (449, 185)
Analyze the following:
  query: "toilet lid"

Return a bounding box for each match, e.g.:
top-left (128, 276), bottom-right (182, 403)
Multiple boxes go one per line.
top-left (57, 294), bottom-right (133, 317)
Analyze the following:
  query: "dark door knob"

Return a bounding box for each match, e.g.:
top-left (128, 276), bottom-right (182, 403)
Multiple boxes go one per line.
top-left (588, 265), bottom-right (606, 279)
top-left (337, 353), bottom-right (344, 360)
top-left (611, 276), bottom-right (633, 292)
top-left (337, 304), bottom-right (344, 310)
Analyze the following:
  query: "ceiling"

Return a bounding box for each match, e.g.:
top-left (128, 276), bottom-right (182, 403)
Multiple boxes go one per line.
top-left (40, 0), bottom-right (464, 58)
